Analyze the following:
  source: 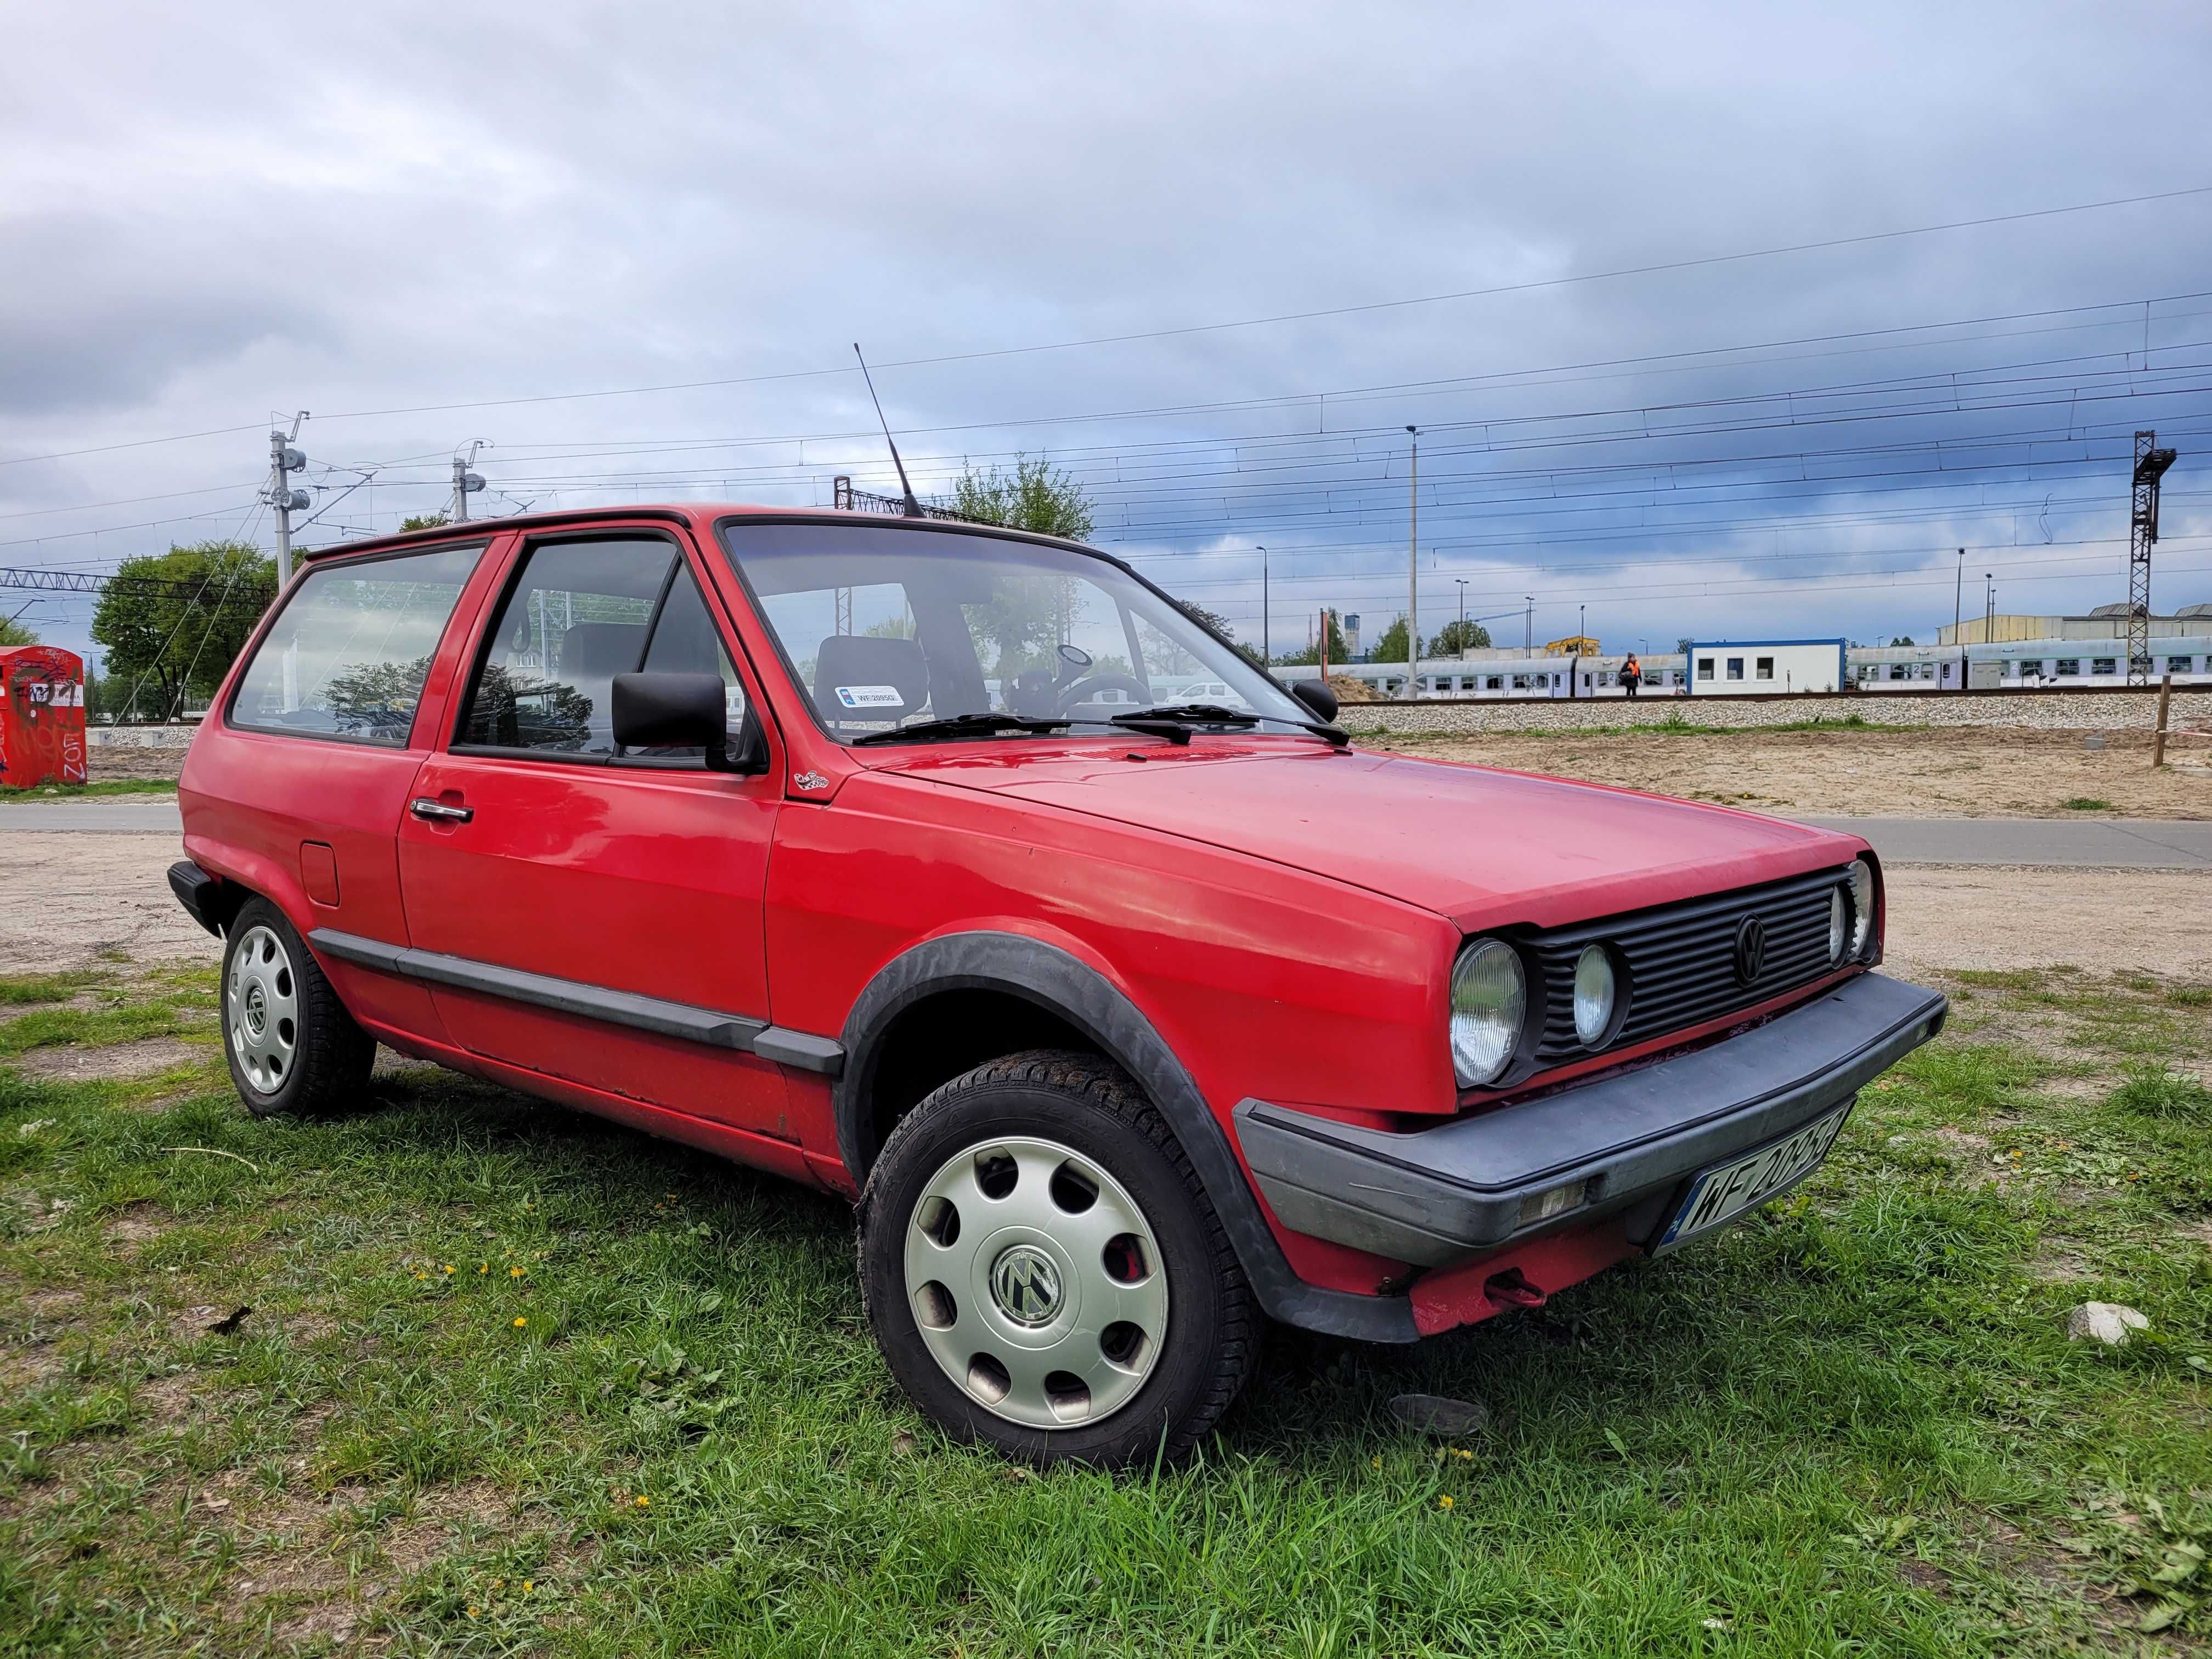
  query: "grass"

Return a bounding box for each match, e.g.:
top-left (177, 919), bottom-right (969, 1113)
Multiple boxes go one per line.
top-left (0, 778), bottom-right (178, 803)
top-left (1, 963), bottom-right (2208, 1654)
top-left (2061, 797), bottom-right (2114, 812)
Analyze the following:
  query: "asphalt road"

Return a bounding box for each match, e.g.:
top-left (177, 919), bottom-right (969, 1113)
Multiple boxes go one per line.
top-left (2, 797), bottom-right (2208, 868)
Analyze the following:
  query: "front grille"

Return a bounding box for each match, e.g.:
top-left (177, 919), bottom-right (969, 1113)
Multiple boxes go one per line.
top-left (1526, 865), bottom-right (1853, 1064)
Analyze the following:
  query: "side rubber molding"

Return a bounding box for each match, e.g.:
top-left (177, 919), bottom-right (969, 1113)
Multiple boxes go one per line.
top-left (1235, 970), bottom-right (1948, 1267)
top-left (834, 930), bottom-right (1421, 1344)
top-left (306, 929), bottom-right (842, 1073)
top-left (167, 860), bottom-right (227, 937)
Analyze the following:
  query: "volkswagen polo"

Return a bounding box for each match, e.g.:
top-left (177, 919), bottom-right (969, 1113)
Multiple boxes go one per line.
top-left (168, 504), bottom-right (1945, 1465)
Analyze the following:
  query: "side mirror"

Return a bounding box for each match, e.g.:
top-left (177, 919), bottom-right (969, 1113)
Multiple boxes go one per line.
top-left (611, 672), bottom-right (766, 775)
top-left (1289, 678), bottom-right (1339, 724)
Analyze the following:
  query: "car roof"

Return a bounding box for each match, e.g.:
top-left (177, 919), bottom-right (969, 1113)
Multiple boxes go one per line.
top-left (296, 503), bottom-right (1108, 565)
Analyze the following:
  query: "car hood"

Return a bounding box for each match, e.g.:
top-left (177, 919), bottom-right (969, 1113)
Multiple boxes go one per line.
top-left (861, 741), bottom-right (1866, 930)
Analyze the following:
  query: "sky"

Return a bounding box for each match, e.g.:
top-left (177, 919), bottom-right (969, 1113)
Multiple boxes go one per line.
top-left (5, 0), bottom-right (2212, 671)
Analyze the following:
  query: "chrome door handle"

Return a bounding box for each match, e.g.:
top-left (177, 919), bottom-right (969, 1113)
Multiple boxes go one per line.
top-left (409, 797), bottom-right (473, 823)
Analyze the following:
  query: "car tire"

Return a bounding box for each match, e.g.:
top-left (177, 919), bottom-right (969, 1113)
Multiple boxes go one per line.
top-left (220, 897), bottom-right (375, 1119)
top-left (859, 1048), bottom-right (1257, 1468)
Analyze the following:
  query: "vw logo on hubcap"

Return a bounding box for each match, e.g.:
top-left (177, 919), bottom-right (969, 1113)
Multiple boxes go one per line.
top-left (243, 983), bottom-right (268, 1039)
top-left (1733, 915), bottom-right (1767, 985)
top-left (989, 1245), bottom-right (1064, 1326)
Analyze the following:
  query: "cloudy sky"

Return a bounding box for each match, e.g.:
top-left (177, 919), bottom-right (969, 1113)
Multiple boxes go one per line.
top-left (5, 1), bottom-right (2211, 667)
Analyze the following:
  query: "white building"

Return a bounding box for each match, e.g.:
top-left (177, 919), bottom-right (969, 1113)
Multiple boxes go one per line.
top-left (1684, 639), bottom-right (1846, 696)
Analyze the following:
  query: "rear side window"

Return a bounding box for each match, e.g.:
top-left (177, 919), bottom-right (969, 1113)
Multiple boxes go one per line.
top-left (455, 538), bottom-right (743, 759)
top-left (230, 543), bottom-right (485, 744)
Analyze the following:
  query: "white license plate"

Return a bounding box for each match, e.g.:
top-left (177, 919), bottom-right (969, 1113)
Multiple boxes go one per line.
top-left (1653, 1104), bottom-right (1852, 1252)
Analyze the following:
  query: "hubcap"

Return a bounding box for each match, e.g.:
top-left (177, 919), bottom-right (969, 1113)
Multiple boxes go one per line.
top-left (903, 1135), bottom-right (1170, 1430)
top-left (226, 924), bottom-right (299, 1095)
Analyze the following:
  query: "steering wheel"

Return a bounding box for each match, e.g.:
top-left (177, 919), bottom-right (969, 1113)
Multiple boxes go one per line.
top-left (1056, 672), bottom-right (1151, 712)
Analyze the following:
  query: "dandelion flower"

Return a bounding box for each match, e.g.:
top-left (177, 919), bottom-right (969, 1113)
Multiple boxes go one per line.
top-left (1371, 1456), bottom-right (1381, 1469)
top-left (492, 1578), bottom-right (504, 1590)
top-left (1438, 1495), bottom-right (1454, 1511)
top-left (635, 1494), bottom-right (650, 1508)
top-left (1454, 1448), bottom-right (1474, 1460)
top-left (466, 1607), bottom-right (479, 1618)
top-left (514, 1317), bottom-right (527, 1328)
top-left (510, 1266), bottom-right (525, 1278)
top-left (523, 1581), bottom-right (534, 1593)
top-left (478, 1262), bottom-right (489, 1274)
top-left (443, 1265), bottom-right (455, 1276)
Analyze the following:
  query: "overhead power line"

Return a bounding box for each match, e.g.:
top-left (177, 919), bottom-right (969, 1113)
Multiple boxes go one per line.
top-left (10, 186), bottom-right (2212, 469)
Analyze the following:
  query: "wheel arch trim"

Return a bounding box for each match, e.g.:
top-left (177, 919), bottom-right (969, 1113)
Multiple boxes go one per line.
top-left (834, 930), bottom-right (1418, 1342)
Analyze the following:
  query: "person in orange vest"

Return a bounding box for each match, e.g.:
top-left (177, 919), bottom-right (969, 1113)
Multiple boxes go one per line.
top-left (1620, 653), bottom-right (1643, 699)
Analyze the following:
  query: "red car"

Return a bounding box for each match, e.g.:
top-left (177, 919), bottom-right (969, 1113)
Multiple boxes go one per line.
top-left (169, 505), bottom-right (1944, 1465)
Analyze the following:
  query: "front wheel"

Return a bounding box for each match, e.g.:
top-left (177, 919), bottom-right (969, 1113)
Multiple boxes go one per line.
top-left (859, 1050), bottom-right (1256, 1467)
top-left (221, 898), bottom-right (374, 1118)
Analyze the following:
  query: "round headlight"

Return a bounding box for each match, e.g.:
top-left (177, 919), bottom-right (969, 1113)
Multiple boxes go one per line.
top-left (1848, 859), bottom-right (1876, 957)
top-left (1826, 886), bottom-right (1847, 966)
top-left (1572, 945), bottom-right (1617, 1047)
top-left (1451, 939), bottom-right (1526, 1086)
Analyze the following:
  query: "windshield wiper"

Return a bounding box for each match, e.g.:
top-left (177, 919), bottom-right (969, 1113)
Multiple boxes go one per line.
top-left (850, 712), bottom-right (1073, 746)
top-left (1105, 703), bottom-right (1348, 748)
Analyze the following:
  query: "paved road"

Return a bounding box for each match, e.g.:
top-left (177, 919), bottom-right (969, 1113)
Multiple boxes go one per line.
top-left (0, 799), bottom-right (184, 834)
top-left (1800, 817), bottom-right (2212, 868)
top-left (3, 797), bottom-right (2208, 868)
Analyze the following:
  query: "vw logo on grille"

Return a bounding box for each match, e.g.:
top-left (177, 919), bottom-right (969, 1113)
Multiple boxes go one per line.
top-left (989, 1245), bottom-right (1064, 1326)
top-left (1733, 915), bottom-right (1767, 985)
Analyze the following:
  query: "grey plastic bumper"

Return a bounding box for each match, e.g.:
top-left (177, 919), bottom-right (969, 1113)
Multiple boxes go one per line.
top-left (1235, 971), bottom-right (1947, 1267)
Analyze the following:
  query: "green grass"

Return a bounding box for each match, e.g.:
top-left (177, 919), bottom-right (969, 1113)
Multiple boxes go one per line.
top-left (0, 778), bottom-right (178, 803)
top-left (1, 966), bottom-right (2208, 1655)
top-left (2060, 797), bottom-right (2114, 812)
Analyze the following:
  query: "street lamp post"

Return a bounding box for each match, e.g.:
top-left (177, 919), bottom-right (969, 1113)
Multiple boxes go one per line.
top-left (1406, 427), bottom-right (1419, 698)
top-left (1256, 545), bottom-right (1268, 666)
top-left (1524, 596), bottom-right (1533, 655)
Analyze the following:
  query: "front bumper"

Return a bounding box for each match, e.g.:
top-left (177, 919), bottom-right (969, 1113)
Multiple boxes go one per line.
top-left (1235, 970), bottom-right (1947, 1267)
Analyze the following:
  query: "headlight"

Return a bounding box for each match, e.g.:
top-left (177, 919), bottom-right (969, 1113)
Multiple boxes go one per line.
top-left (1826, 887), bottom-right (1847, 966)
top-left (1848, 859), bottom-right (1876, 957)
top-left (1451, 939), bottom-right (1526, 1086)
top-left (1572, 945), bottom-right (1617, 1046)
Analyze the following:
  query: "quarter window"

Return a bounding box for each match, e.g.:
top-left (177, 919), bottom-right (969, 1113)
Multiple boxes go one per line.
top-left (456, 538), bottom-right (743, 759)
top-left (230, 543), bottom-right (484, 745)
top-left (1696, 657), bottom-right (1714, 680)
top-left (1755, 656), bottom-right (1774, 680)
top-left (1726, 657), bottom-right (1744, 680)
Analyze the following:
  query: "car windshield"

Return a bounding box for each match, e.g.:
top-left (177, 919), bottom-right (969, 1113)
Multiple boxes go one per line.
top-left (720, 520), bottom-right (1311, 743)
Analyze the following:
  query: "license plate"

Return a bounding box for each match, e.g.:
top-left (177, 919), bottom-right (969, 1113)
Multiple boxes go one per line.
top-left (1653, 1104), bottom-right (1852, 1252)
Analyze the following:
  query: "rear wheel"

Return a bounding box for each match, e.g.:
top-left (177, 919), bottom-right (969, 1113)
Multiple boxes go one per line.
top-left (221, 898), bottom-right (374, 1118)
top-left (859, 1050), bottom-right (1256, 1467)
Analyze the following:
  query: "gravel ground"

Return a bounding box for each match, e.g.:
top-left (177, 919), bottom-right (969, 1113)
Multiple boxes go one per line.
top-left (1347, 686), bottom-right (2211, 737)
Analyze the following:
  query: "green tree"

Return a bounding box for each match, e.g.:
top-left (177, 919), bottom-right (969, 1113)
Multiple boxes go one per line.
top-left (400, 512), bottom-right (450, 532)
top-left (1887, 636), bottom-right (1916, 647)
top-left (1367, 616), bottom-right (1411, 664)
top-left (91, 541), bottom-right (275, 719)
top-left (0, 614), bottom-right (36, 648)
top-left (1429, 618), bottom-right (1491, 655)
top-left (950, 455), bottom-right (1096, 540)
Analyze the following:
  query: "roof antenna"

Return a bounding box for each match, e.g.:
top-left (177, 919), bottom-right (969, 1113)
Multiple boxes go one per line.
top-left (853, 343), bottom-right (925, 517)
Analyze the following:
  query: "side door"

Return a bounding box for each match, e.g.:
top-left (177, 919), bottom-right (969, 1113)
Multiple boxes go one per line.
top-left (394, 528), bottom-right (792, 1138)
top-left (198, 539), bottom-right (500, 1047)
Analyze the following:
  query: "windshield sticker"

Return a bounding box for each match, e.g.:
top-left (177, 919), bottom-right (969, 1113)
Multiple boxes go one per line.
top-left (835, 685), bottom-right (904, 708)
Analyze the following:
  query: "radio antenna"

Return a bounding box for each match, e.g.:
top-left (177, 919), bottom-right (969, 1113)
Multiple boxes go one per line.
top-left (852, 343), bottom-right (925, 518)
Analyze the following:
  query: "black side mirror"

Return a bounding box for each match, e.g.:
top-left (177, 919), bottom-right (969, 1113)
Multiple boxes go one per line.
top-left (1289, 678), bottom-right (1339, 724)
top-left (611, 673), bottom-right (765, 775)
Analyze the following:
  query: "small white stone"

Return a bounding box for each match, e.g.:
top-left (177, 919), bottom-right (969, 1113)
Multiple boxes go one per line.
top-left (2066, 1302), bottom-right (2149, 1346)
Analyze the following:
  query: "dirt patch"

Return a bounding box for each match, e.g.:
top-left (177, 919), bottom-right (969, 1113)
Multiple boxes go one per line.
top-left (1374, 725), bottom-right (2212, 820)
top-left (1881, 867), bottom-right (2212, 980)
top-left (86, 744), bottom-right (188, 784)
top-left (0, 833), bottom-right (211, 974)
top-left (376, 1479), bottom-right (517, 1574)
top-left (19, 1036), bottom-right (211, 1084)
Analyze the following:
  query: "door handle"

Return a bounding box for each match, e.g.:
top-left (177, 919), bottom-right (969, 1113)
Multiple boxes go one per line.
top-left (409, 797), bottom-right (473, 823)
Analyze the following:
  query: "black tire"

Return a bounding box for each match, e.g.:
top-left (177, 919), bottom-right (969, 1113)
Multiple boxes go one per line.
top-left (858, 1049), bottom-right (1257, 1468)
top-left (220, 896), bottom-right (375, 1119)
